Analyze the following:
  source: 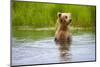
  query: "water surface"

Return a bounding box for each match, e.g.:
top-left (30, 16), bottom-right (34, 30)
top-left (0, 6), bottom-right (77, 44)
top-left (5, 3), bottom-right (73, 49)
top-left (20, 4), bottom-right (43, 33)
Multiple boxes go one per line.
top-left (12, 32), bottom-right (95, 66)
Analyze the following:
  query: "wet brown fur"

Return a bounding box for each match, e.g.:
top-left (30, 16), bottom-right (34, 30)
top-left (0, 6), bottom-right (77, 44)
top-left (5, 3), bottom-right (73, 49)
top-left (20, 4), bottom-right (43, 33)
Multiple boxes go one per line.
top-left (55, 12), bottom-right (72, 42)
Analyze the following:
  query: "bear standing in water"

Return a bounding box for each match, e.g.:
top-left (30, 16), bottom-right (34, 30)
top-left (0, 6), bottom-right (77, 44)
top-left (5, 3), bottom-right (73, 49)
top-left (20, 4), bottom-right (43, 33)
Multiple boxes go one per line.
top-left (55, 12), bottom-right (72, 42)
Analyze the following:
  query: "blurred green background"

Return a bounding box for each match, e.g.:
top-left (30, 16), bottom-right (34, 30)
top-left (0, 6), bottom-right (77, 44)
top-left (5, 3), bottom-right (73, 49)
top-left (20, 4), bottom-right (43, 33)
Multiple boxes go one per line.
top-left (12, 1), bottom-right (96, 28)
top-left (12, 1), bottom-right (96, 39)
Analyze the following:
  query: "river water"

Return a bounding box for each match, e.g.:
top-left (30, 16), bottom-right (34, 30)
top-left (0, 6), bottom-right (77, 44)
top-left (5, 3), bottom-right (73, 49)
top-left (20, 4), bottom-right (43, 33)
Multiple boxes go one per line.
top-left (12, 34), bottom-right (96, 66)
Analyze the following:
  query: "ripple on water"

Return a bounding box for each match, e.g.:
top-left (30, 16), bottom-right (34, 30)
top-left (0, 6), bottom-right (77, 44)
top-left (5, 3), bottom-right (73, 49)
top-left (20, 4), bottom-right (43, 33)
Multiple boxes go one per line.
top-left (12, 34), bottom-right (96, 66)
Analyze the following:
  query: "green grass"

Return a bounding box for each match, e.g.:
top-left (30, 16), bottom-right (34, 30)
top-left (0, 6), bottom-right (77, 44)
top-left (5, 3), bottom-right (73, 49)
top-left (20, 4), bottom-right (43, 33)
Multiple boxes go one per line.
top-left (12, 1), bottom-right (96, 29)
top-left (12, 1), bottom-right (96, 40)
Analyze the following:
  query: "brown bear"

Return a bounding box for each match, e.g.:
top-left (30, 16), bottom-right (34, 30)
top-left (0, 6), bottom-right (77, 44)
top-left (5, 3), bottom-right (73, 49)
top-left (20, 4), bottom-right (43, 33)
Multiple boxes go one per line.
top-left (55, 12), bottom-right (72, 42)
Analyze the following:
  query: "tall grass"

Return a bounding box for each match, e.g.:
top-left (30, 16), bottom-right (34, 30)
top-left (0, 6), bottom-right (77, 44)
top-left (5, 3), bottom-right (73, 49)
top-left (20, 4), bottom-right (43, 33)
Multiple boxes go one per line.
top-left (12, 1), bottom-right (96, 29)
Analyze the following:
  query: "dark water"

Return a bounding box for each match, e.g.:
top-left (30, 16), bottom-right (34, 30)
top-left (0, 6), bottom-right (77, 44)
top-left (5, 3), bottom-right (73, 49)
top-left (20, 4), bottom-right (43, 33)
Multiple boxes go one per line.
top-left (12, 34), bottom-right (95, 66)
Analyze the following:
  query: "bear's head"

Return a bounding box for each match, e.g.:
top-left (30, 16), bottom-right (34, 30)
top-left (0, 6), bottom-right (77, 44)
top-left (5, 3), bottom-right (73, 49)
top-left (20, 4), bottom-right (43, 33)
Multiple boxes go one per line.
top-left (57, 12), bottom-right (72, 25)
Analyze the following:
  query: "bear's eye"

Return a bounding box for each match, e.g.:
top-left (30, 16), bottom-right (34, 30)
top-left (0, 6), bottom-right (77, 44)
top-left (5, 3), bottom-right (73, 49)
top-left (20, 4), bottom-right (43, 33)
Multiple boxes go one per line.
top-left (65, 16), bottom-right (68, 19)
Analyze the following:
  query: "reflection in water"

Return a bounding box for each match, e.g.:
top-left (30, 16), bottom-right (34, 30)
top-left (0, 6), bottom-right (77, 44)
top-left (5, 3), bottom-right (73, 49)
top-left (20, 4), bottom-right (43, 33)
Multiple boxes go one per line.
top-left (55, 40), bottom-right (71, 62)
top-left (12, 34), bottom-right (95, 66)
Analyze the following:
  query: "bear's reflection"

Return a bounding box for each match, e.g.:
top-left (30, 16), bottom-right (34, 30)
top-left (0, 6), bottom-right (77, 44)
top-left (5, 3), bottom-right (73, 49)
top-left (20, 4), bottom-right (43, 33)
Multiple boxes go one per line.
top-left (55, 41), bottom-right (71, 62)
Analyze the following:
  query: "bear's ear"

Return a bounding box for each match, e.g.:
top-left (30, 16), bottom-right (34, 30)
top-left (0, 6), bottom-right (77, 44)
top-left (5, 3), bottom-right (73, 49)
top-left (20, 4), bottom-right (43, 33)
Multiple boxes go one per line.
top-left (57, 12), bottom-right (61, 18)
